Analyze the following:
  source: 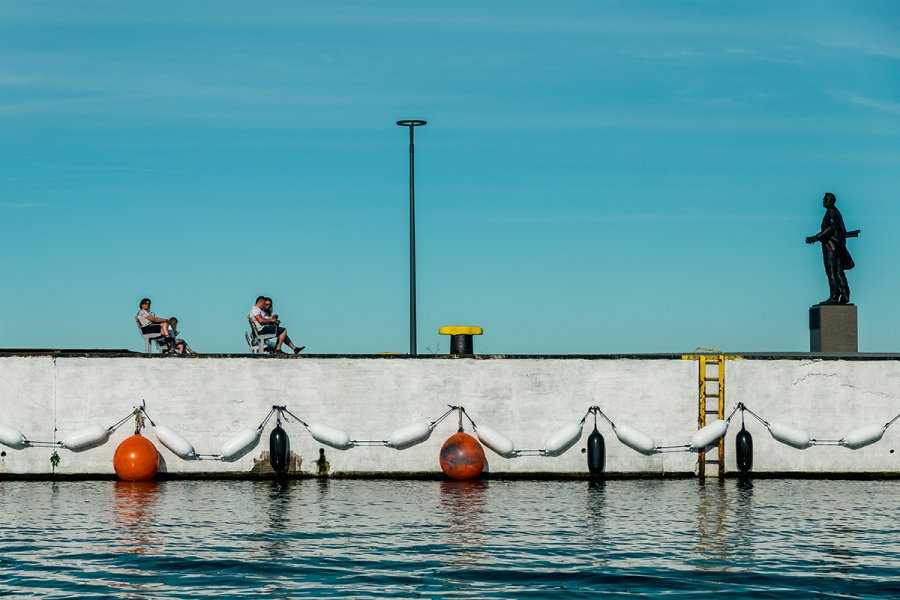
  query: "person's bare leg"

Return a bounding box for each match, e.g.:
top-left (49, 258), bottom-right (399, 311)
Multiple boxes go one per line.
top-left (284, 333), bottom-right (304, 353)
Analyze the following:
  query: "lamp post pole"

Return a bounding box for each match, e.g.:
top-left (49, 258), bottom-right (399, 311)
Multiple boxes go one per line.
top-left (396, 119), bottom-right (427, 356)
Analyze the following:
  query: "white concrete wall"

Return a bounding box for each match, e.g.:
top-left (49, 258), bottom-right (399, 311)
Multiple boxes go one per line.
top-left (0, 355), bottom-right (897, 477)
top-left (726, 358), bottom-right (900, 474)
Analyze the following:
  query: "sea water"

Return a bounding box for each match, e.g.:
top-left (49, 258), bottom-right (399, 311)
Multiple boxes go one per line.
top-left (0, 478), bottom-right (897, 598)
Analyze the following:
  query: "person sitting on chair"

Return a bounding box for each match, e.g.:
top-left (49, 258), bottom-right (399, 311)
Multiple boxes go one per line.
top-left (167, 317), bottom-right (194, 355)
top-left (249, 295), bottom-right (305, 354)
top-left (136, 298), bottom-right (172, 346)
top-left (261, 297), bottom-right (277, 352)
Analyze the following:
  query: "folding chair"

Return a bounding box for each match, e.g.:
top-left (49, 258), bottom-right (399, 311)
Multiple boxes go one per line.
top-left (246, 318), bottom-right (277, 354)
top-left (136, 317), bottom-right (171, 354)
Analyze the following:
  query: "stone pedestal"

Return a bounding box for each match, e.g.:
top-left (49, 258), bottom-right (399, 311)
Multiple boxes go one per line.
top-left (809, 304), bottom-right (857, 352)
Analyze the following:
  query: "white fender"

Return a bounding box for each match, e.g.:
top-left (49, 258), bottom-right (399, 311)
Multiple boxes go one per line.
top-left (307, 423), bottom-right (354, 450)
top-left (614, 423), bottom-right (656, 454)
top-left (153, 424), bottom-right (197, 459)
top-left (841, 423), bottom-right (886, 450)
top-left (476, 424), bottom-right (517, 458)
top-left (768, 422), bottom-right (811, 449)
top-left (61, 425), bottom-right (110, 450)
top-left (386, 421), bottom-right (432, 450)
top-left (0, 421), bottom-right (27, 448)
top-left (220, 427), bottom-right (261, 460)
top-left (542, 422), bottom-right (583, 457)
top-left (690, 419), bottom-right (729, 451)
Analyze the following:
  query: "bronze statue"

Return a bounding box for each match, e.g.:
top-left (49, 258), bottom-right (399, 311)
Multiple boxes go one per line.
top-left (806, 192), bottom-right (859, 305)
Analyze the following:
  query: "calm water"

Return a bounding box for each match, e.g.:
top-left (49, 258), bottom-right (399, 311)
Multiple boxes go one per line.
top-left (0, 478), bottom-right (897, 598)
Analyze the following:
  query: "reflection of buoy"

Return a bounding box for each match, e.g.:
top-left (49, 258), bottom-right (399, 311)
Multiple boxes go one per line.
top-left (113, 434), bottom-right (159, 481)
top-left (440, 432), bottom-right (485, 480)
top-left (269, 425), bottom-right (290, 472)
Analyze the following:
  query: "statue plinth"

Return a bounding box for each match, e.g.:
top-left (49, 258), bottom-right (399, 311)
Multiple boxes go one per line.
top-left (809, 304), bottom-right (857, 352)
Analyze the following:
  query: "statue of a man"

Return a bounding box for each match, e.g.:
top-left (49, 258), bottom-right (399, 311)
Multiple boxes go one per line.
top-left (805, 192), bottom-right (859, 305)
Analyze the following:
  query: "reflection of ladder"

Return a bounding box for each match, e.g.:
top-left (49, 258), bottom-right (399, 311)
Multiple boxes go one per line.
top-left (682, 350), bottom-right (741, 479)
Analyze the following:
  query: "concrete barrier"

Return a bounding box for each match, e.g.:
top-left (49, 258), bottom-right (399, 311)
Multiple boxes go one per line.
top-left (0, 352), bottom-right (897, 477)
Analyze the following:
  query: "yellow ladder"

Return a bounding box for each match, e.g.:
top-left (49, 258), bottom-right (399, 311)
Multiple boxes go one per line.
top-left (682, 350), bottom-right (741, 478)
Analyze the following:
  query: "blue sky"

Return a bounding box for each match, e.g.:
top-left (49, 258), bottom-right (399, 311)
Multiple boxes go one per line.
top-left (2, 1), bottom-right (899, 354)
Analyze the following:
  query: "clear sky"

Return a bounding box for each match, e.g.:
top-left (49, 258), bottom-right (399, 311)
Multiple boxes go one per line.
top-left (2, 1), bottom-right (899, 355)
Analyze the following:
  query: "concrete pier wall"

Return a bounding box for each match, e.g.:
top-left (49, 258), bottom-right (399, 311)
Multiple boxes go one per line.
top-left (0, 353), bottom-right (897, 477)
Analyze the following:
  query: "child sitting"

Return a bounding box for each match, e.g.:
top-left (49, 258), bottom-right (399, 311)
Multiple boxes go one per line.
top-left (167, 317), bottom-right (195, 354)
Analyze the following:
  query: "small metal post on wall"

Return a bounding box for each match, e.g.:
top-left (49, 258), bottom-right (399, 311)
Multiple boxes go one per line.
top-left (396, 119), bottom-right (427, 356)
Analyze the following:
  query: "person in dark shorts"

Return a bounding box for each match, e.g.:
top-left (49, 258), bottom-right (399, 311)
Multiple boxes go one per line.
top-left (248, 296), bottom-right (305, 354)
top-left (136, 298), bottom-right (171, 337)
top-left (167, 317), bottom-right (194, 354)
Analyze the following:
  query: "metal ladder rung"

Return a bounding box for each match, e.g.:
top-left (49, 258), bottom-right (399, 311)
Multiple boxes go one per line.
top-left (697, 354), bottom-right (726, 479)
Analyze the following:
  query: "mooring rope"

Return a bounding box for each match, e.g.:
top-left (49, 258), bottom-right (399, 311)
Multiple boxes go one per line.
top-left (3, 401), bottom-right (898, 461)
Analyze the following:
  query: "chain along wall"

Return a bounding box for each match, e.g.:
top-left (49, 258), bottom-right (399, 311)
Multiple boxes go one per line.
top-left (0, 354), bottom-right (898, 476)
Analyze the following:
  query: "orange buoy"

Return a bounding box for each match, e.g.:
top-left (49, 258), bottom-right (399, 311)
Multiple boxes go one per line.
top-left (439, 431), bottom-right (486, 480)
top-left (113, 434), bottom-right (159, 481)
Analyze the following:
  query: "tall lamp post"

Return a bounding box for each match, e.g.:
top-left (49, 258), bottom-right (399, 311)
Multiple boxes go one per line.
top-left (396, 119), bottom-right (427, 356)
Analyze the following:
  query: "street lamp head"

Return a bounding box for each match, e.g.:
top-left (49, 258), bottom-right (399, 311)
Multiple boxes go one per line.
top-left (396, 119), bottom-right (427, 127)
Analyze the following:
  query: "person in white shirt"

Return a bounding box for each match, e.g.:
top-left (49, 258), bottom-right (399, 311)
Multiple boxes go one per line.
top-left (248, 295), bottom-right (304, 354)
top-left (261, 297), bottom-right (276, 352)
top-left (136, 298), bottom-right (171, 338)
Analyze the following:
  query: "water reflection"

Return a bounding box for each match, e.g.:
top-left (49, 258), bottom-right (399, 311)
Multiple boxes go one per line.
top-left (264, 479), bottom-right (293, 559)
top-left (314, 476), bottom-right (331, 500)
top-left (0, 479), bottom-right (897, 598)
top-left (439, 480), bottom-right (487, 533)
top-left (112, 481), bottom-right (161, 555)
top-left (810, 482), bottom-right (872, 576)
top-left (584, 480), bottom-right (607, 529)
top-left (694, 479), bottom-right (731, 567)
top-left (438, 480), bottom-right (487, 567)
top-left (584, 480), bottom-right (609, 567)
top-left (731, 476), bottom-right (755, 564)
